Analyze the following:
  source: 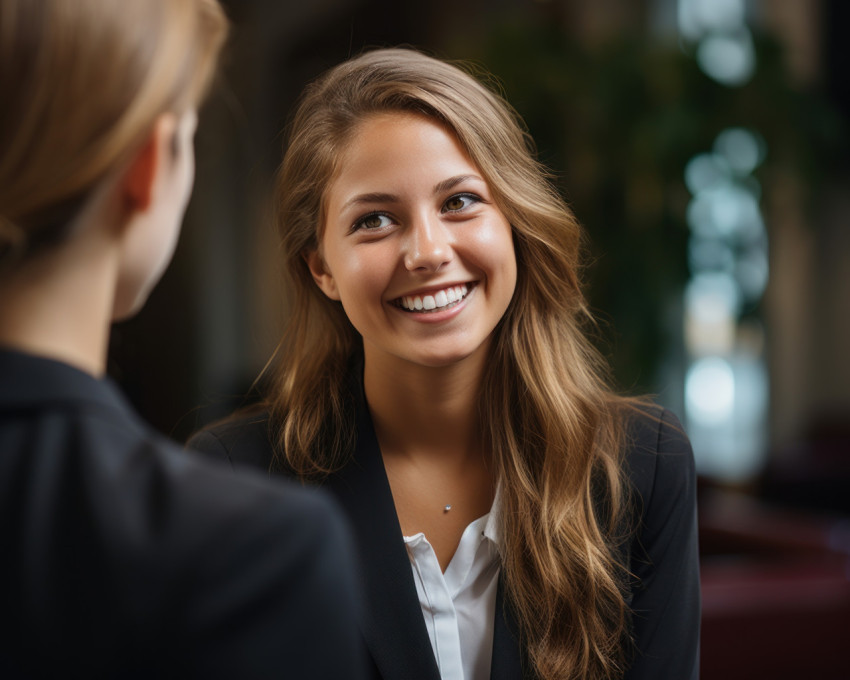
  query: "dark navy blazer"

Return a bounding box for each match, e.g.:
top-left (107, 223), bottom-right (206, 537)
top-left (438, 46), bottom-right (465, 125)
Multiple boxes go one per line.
top-left (0, 349), bottom-right (366, 679)
top-left (190, 373), bottom-right (701, 680)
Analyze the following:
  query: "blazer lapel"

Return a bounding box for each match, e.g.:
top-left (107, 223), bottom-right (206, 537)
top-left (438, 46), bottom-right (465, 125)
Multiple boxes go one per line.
top-left (491, 577), bottom-right (527, 680)
top-left (324, 383), bottom-right (441, 680)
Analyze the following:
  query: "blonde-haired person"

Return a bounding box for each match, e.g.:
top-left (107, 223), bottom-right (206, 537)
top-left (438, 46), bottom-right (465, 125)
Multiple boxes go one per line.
top-left (191, 47), bottom-right (700, 680)
top-left (0, 1), bottom-right (365, 678)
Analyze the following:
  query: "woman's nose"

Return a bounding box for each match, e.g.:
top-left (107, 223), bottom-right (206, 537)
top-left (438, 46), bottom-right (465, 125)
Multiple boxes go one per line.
top-left (403, 213), bottom-right (453, 272)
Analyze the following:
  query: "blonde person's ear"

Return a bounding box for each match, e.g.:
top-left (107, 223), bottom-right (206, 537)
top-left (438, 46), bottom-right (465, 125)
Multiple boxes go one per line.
top-left (304, 249), bottom-right (341, 300)
top-left (120, 114), bottom-right (178, 215)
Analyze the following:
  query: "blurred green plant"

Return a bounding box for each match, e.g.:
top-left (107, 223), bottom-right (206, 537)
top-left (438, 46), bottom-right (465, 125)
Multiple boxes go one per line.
top-left (445, 12), bottom-right (846, 394)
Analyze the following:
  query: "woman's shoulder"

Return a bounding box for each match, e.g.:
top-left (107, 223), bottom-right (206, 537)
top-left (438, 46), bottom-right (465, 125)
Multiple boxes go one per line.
top-left (619, 403), bottom-right (696, 510)
top-left (186, 405), bottom-right (279, 474)
top-left (623, 404), bottom-right (691, 455)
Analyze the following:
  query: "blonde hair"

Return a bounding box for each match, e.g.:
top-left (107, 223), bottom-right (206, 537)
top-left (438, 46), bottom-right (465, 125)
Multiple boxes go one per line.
top-left (0, 0), bottom-right (228, 264)
top-left (270, 48), bottom-right (635, 679)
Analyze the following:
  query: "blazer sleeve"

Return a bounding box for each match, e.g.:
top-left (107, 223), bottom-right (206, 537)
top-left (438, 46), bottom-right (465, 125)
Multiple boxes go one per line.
top-left (624, 409), bottom-right (701, 680)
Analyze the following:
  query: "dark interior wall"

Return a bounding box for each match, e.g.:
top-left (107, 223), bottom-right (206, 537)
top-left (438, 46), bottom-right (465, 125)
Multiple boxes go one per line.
top-left (824, 0), bottom-right (850, 126)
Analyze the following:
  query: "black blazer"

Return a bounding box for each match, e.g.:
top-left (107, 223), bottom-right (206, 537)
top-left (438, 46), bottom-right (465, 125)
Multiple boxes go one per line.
top-left (190, 373), bottom-right (700, 680)
top-left (0, 349), bottom-right (366, 679)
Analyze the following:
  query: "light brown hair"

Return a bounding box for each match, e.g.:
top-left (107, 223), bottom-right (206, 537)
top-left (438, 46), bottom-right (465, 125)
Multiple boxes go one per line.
top-left (270, 47), bottom-right (636, 679)
top-left (0, 0), bottom-right (228, 264)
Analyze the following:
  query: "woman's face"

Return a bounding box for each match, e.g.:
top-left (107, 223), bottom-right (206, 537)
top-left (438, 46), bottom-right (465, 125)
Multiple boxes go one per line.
top-left (310, 111), bottom-right (517, 370)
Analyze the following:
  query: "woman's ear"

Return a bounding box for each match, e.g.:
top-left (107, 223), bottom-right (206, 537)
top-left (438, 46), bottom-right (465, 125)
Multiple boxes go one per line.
top-left (304, 249), bottom-right (341, 300)
top-left (120, 114), bottom-right (177, 215)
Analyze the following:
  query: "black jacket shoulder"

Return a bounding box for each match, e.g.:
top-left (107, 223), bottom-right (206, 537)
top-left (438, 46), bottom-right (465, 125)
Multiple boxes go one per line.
top-left (1, 351), bottom-right (366, 679)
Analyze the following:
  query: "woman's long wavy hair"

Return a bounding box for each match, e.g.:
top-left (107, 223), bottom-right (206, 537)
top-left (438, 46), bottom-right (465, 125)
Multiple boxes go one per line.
top-left (269, 47), bottom-right (635, 680)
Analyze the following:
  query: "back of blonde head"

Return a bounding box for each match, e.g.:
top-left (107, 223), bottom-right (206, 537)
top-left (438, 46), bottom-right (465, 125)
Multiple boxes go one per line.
top-left (0, 0), bottom-right (227, 263)
top-left (271, 48), bottom-right (635, 679)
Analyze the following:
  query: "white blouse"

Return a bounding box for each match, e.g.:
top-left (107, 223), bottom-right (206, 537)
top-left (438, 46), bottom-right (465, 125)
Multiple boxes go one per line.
top-left (403, 497), bottom-right (501, 680)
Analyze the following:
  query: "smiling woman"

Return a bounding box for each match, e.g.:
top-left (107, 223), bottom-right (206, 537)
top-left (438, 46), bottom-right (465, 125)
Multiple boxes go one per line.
top-left (309, 111), bottom-right (517, 370)
top-left (190, 47), bottom-right (701, 680)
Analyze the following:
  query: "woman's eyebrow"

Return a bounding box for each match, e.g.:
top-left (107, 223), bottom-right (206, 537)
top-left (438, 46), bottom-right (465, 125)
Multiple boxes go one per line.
top-left (433, 174), bottom-right (483, 195)
top-left (340, 192), bottom-right (399, 212)
top-left (339, 174), bottom-right (483, 212)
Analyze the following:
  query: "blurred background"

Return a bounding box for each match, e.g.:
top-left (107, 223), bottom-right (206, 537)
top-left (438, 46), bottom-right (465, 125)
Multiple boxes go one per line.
top-left (107, 0), bottom-right (850, 677)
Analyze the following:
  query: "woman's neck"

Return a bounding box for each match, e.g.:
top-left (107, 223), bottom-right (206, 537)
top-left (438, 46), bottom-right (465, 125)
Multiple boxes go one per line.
top-left (363, 345), bottom-right (488, 464)
top-left (364, 343), bottom-right (497, 565)
top-left (0, 240), bottom-right (117, 377)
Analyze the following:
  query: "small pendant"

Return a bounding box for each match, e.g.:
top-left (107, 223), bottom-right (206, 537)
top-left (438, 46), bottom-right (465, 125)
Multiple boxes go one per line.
top-left (443, 505), bottom-right (452, 513)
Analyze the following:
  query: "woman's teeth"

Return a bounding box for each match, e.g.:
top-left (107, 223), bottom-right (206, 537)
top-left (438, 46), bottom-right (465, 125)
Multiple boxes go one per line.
top-left (399, 284), bottom-right (469, 312)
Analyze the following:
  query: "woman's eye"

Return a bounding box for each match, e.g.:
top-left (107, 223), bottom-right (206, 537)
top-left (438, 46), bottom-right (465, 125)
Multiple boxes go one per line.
top-left (354, 213), bottom-right (393, 231)
top-left (442, 193), bottom-right (479, 213)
